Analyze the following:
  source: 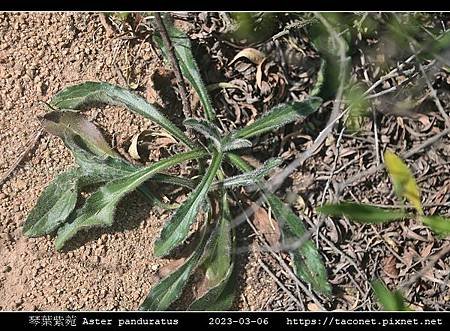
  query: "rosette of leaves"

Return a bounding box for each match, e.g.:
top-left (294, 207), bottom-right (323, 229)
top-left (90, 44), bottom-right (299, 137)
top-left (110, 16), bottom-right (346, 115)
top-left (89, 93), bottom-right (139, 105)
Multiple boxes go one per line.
top-left (24, 18), bottom-right (330, 310)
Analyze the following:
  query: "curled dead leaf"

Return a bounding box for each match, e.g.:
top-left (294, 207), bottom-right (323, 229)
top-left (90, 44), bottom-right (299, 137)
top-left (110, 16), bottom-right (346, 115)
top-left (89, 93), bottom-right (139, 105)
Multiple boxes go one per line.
top-left (128, 130), bottom-right (153, 160)
top-left (229, 48), bottom-right (266, 66)
top-left (207, 82), bottom-right (243, 92)
top-left (40, 110), bottom-right (116, 158)
top-left (256, 58), bottom-right (267, 90)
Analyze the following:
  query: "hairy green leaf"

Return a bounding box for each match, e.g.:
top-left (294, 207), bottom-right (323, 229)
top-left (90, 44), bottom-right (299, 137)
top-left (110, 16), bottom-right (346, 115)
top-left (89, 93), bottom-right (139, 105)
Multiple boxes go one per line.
top-left (50, 81), bottom-right (194, 148)
top-left (372, 279), bottom-right (410, 311)
top-left (227, 153), bottom-right (330, 295)
top-left (421, 215), bottom-right (450, 236)
top-left (154, 19), bottom-right (216, 121)
top-left (23, 168), bottom-right (81, 237)
top-left (218, 158), bottom-right (282, 189)
top-left (201, 275), bottom-right (236, 311)
top-left (151, 173), bottom-right (197, 190)
top-left (154, 150), bottom-right (223, 257)
top-left (231, 97), bottom-right (322, 139)
top-left (55, 149), bottom-right (207, 250)
top-left (189, 195), bottom-right (234, 310)
top-left (184, 118), bottom-right (222, 150)
top-left (65, 135), bottom-right (136, 180)
top-left (318, 202), bottom-right (409, 224)
top-left (222, 138), bottom-right (252, 152)
top-left (140, 230), bottom-right (209, 311)
top-left (267, 194), bottom-right (332, 295)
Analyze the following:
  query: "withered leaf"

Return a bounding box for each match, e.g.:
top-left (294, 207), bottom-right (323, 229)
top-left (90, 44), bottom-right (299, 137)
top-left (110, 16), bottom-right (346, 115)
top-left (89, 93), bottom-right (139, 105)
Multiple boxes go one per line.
top-left (229, 48), bottom-right (266, 66)
top-left (251, 203), bottom-right (281, 248)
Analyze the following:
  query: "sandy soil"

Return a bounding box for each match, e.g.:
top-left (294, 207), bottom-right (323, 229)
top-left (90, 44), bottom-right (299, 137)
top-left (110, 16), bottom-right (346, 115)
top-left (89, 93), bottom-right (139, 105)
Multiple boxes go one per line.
top-left (0, 13), bottom-right (278, 311)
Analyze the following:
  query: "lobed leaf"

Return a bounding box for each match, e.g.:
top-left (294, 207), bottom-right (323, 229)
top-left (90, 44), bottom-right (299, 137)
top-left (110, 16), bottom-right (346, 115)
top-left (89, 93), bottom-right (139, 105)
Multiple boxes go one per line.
top-left (318, 202), bottom-right (409, 224)
top-left (267, 194), bottom-right (332, 295)
top-left (55, 149), bottom-right (207, 250)
top-left (50, 81), bottom-right (194, 148)
top-left (384, 150), bottom-right (423, 214)
top-left (230, 97), bottom-right (322, 140)
top-left (154, 18), bottom-right (216, 121)
top-left (154, 150), bottom-right (223, 257)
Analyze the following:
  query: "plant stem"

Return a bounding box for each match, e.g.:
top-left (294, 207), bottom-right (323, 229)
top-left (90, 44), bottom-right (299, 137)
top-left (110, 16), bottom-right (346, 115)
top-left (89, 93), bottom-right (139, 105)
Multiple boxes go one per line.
top-left (154, 12), bottom-right (192, 119)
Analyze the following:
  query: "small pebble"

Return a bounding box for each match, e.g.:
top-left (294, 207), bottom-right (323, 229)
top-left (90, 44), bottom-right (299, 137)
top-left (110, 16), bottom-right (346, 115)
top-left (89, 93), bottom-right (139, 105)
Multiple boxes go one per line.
top-left (2, 265), bottom-right (12, 273)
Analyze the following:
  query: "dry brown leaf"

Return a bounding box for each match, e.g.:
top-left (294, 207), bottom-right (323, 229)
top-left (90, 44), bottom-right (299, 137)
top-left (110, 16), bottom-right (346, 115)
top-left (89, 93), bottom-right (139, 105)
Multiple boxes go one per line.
top-left (402, 247), bottom-right (417, 268)
top-left (192, 268), bottom-right (211, 301)
top-left (420, 242), bottom-right (434, 258)
top-left (382, 255), bottom-right (399, 278)
top-left (256, 58), bottom-right (267, 90)
top-left (251, 203), bottom-right (281, 248)
top-left (128, 130), bottom-right (153, 160)
top-left (157, 257), bottom-right (187, 279)
top-left (155, 137), bottom-right (176, 147)
top-left (307, 303), bottom-right (320, 311)
top-left (229, 48), bottom-right (266, 66)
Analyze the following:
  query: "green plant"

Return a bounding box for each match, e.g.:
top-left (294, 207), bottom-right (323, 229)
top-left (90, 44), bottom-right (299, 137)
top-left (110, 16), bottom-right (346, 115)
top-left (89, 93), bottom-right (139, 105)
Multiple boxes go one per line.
top-left (24, 18), bottom-right (331, 310)
top-left (317, 150), bottom-right (450, 236)
top-left (318, 150), bottom-right (450, 310)
top-left (372, 279), bottom-right (410, 311)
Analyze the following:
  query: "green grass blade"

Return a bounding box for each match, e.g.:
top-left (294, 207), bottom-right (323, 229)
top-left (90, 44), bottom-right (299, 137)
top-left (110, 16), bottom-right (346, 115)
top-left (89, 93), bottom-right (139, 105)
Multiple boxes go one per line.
top-left (230, 97), bottom-right (322, 140)
top-left (50, 81), bottom-right (194, 148)
top-left (317, 202), bottom-right (410, 224)
top-left (55, 149), bottom-right (207, 250)
top-left (154, 150), bottom-right (223, 257)
top-left (154, 19), bottom-right (216, 121)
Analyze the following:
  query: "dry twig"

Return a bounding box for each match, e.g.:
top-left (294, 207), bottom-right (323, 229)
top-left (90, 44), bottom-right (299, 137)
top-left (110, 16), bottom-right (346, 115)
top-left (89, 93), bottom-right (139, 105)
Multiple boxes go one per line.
top-left (0, 129), bottom-right (43, 188)
top-left (153, 13), bottom-right (192, 119)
